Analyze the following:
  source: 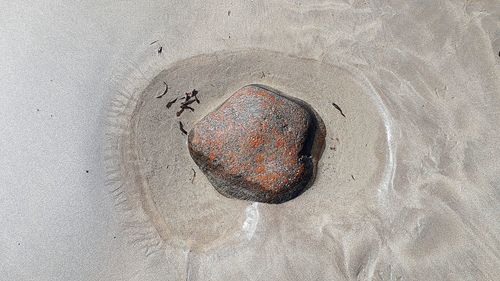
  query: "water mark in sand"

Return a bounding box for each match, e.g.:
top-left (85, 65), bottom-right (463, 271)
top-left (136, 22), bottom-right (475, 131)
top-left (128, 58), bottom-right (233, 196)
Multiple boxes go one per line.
top-left (104, 49), bottom-right (391, 257)
top-left (241, 202), bottom-right (259, 240)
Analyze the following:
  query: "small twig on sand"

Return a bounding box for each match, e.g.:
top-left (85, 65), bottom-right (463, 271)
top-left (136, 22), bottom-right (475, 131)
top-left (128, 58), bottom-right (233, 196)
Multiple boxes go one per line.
top-left (176, 108), bottom-right (184, 117)
top-left (332, 102), bottom-right (346, 118)
top-left (179, 121), bottom-right (187, 135)
top-left (166, 98), bottom-right (177, 109)
top-left (191, 90), bottom-right (200, 103)
top-left (181, 104), bottom-right (195, 112)
top-left (191, 168), bottom-right (196, 183)
top-left (181, 99), bottom-right (196, 106)
top-left (156, 82), bottom-right (168, 98)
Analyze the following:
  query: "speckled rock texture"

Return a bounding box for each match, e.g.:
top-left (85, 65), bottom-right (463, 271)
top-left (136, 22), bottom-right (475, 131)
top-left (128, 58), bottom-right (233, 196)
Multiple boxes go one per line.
top-left (188, 84), bottom-right (325, 204)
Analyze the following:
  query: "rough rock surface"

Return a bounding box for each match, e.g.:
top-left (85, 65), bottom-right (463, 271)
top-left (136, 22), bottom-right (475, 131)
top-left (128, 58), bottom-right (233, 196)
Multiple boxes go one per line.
top-left (188, 84), bottom-right (325, 204)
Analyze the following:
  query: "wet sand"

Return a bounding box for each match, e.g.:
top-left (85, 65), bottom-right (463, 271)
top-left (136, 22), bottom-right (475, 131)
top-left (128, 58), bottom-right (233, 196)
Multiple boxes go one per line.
top-left (1, 0), bottom-right (499, 280)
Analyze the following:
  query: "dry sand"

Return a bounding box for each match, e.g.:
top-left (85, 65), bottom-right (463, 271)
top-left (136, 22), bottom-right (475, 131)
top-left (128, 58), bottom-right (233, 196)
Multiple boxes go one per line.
top-left (1, 0), bottom-right (499, 280)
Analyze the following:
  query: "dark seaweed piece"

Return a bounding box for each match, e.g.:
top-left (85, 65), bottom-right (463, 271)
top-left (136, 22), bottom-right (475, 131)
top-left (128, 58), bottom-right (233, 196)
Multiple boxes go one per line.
top-left (166, 98), bottom-right (177, 108)
top-left (180, 99), bottom-right (196, 106)
top-left (191, 168), bottom-right (196, 183)
top-left (176, 108), bottom-right (185, 117)
top-left (180, 92), bottom-right (191, 101)
top-left (331, 102), bottom-right (346, 118)
top-left (181, 105), bottom-right (194, 112)
top-left (150, 40), bottom-right (158, 45)
top-left (179, 121), bottom-right (187, 135)
top-left (191, 89), bottom-right (200, 103)
top-left (351, 175), bottom-right (355, 180)
top-left (156, 82), bottom-right (168, 98)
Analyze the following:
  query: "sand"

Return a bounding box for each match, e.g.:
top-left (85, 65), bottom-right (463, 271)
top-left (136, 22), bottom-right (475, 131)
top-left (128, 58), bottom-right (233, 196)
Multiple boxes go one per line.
top-left (1, 0), bottom-right (499, 280)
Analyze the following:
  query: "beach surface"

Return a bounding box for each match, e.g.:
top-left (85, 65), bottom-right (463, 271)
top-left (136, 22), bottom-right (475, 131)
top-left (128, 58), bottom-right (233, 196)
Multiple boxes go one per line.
top-left (1, 0), bottom-right (499, 280)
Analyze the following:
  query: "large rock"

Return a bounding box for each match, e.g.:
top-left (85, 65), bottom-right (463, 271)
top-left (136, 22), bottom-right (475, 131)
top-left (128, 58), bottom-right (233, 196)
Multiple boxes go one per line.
top-left (188, 84), bottom-right (325, 204)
